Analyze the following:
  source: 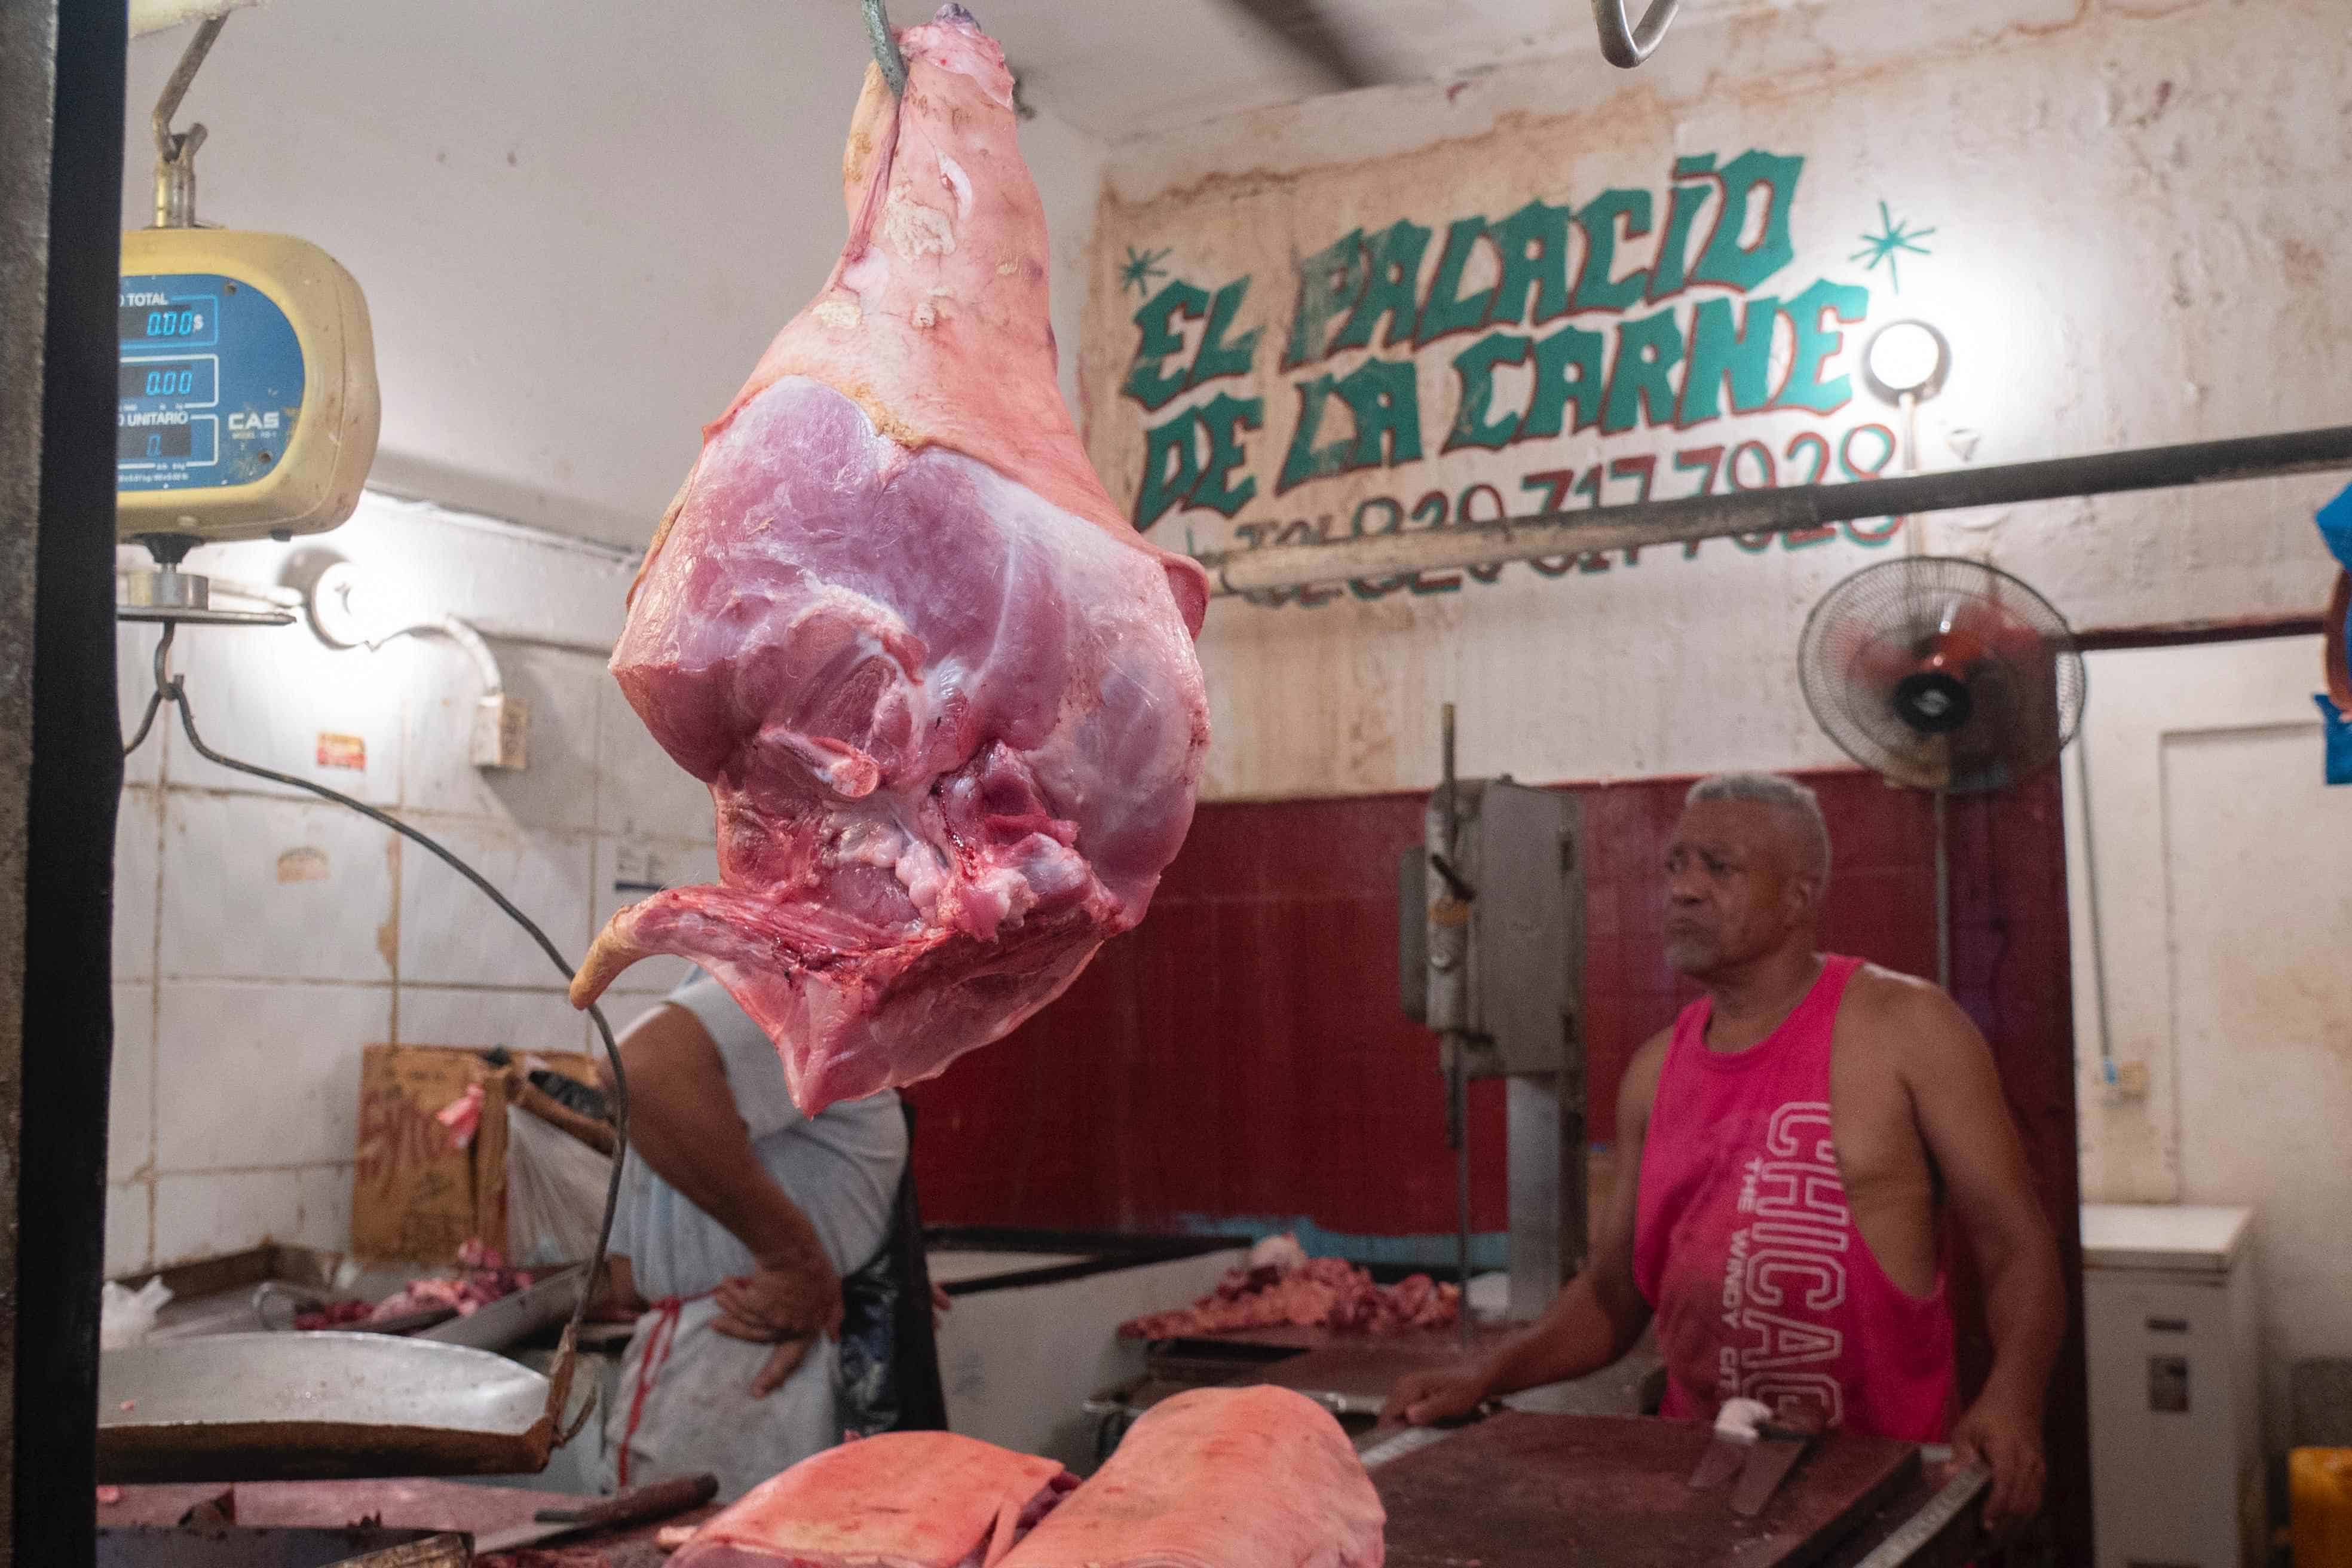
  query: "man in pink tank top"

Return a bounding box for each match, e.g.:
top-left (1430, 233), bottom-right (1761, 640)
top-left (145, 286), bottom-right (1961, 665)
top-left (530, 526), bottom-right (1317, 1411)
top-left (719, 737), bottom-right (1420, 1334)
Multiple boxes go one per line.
top-left (1383, 773), bottom-right (2065, 1532)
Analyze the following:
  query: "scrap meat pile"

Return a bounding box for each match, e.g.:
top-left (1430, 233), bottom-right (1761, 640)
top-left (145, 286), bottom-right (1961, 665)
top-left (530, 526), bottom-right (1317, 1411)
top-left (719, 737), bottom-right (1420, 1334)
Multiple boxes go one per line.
top-left (294, 1241), bottom-right (533, 1331)
top-left (1119, 1236), bottom-right (1459, 1340)
top-left (670, 1386), bottom-right (1383, 1568)
top-left (566, 2), bottom-right (1209, 1114)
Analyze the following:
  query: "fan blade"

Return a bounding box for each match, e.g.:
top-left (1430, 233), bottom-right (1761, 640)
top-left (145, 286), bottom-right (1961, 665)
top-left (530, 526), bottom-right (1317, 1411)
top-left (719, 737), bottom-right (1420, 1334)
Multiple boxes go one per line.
top-left (1213, 0), bottom-right (1386, 91)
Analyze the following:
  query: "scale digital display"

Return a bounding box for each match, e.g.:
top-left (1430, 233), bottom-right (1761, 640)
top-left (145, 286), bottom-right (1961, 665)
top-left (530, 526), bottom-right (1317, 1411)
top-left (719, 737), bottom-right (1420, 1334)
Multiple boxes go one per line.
top-left (117, 295), bottom-right (218, 349)
top-left (118, 357), bottom-right (218, 404)
top-left (117, 272), bottom-right (300, 494)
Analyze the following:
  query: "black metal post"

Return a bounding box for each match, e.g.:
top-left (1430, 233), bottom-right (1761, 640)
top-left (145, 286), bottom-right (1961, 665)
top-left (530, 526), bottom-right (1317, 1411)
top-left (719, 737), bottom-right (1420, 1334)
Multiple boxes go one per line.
top-left (5, 0), bottom-right (128, 1560)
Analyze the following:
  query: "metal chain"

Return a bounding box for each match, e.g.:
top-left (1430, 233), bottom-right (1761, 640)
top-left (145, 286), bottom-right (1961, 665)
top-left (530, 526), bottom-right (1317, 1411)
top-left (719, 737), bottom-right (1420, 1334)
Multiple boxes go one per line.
top-left (122, 626), bottom-right (629, 1377)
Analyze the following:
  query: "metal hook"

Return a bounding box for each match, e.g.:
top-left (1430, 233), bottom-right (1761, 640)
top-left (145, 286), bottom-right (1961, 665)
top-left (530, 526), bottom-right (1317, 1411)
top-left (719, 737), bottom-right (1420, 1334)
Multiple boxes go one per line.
top-left (122, 621), bottom-right (182, 760)
top-left (861, 0), bottom-right (908, 96)
top-left (1592, 0), bottom-right (1680, 68)
top-left (152, 14), bottom-right (228, 227)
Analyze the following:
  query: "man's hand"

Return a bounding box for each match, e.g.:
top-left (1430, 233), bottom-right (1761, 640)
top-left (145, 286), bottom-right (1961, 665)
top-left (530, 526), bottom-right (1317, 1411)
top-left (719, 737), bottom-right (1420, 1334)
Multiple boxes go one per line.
top-left (1949, 1391), bottom-right (2045, 1533)
top-left (711, 1257), bottom-right (844, 1398)
top-left (1380, 1367), bottom-right (1489, 1428)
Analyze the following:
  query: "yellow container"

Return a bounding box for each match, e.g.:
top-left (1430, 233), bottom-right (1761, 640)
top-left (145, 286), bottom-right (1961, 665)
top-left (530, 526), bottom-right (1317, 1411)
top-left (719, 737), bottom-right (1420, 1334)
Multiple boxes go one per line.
top-left (2294, 1447), bottom-right (2352, 1567)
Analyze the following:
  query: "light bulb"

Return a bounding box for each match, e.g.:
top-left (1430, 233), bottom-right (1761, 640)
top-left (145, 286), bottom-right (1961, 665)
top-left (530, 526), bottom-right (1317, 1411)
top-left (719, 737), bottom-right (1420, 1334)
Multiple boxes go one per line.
top-left (1862, 320), bottom-right (1950, 402)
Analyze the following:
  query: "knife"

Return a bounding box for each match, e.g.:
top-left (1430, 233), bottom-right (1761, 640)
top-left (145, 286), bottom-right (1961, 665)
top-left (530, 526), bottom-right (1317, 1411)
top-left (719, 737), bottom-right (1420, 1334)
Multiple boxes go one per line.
top-left (472, 1473), bottom-right (719, 1555)
top-left (1728, 1423), bottom-right (1816, 1517)
top-left (1690, 1396), bottom-right (1772, 1491)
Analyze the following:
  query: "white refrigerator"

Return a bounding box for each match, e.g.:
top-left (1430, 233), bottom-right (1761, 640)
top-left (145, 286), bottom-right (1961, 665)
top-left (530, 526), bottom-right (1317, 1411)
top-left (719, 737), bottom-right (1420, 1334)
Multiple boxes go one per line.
top-left (2082, 1203), bottom-right (2261, 1568)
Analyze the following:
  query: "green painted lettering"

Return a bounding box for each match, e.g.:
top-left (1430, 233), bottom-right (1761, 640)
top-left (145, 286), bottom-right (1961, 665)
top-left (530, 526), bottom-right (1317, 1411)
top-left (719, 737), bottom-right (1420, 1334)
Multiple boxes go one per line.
top-left (1283, 229), bottom-right (1368, 369)
top-left (1676, 295), bottom-right (1780, 426)
top-left (1490, 200), bottom-right (1575, 327)
top-left (1337, 356), bottom-right (1422, 469)
top-left (1189, 277), bottom-right (1261, 388)
top-left (1277, 373), bottom-right (1348, 493)
top-left (1600, 308), bottom-right (1686, 434)
top-left (1134, 411), bottom-right (1202, 528)
top-left (1122, 280), bottom-right (1208, 412)
top-left (1189, 393), bottom-right (1263, 516)
top-left (1647, 154), bottom-right (1718, 301)
top-left (1444, 330), bottom-right (1531, 451)
top-left (1691, 150), bottom-right (1803, 292)
top-left (1331, 219), bottom-right (1433, 353)
top-left (1521, 323), bottom-right (1607, 439)
top-left (1415, 216), bottom-right (1497, 345)
top-left (1278, 359), bottom-right (1423, 494)
top-left (1773, 279), bottom-right (1868, 414)
top-left (1572, 189), bottom-right (1654, 314)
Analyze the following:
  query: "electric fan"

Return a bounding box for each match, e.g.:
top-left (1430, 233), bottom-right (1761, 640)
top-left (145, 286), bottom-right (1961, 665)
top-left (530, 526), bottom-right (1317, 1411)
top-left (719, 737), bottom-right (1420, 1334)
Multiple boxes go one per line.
top-left (1797, 555), bottom-right (2086, 984)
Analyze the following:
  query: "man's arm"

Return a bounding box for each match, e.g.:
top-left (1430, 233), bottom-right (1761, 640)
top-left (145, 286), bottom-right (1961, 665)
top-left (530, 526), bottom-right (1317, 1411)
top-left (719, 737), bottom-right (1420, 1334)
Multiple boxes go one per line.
top-left (1382, 1032), bottom-right (1667, 1424)
top-left (1894, 982), bottom-right (2065, 1530)
top-left (617, 1002), bottom-right (842, 1394)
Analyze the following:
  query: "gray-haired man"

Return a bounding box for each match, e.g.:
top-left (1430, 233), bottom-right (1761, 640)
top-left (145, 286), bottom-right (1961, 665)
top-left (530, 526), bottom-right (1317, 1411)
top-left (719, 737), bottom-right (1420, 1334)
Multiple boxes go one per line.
top-left (1384, 773), bottom-right (2064, 1532)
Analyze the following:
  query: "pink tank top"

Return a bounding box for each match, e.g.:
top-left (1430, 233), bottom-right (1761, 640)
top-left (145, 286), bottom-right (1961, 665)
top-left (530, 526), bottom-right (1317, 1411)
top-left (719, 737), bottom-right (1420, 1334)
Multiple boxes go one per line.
top-left (1631, 955), bottom-right (1954, 1441)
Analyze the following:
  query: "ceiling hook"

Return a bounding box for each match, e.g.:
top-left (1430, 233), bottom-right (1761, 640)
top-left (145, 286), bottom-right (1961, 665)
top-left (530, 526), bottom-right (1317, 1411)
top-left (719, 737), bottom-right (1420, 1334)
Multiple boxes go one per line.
top-left (860, 0), bottom-right (908, 96)
top-left (1593, 0), bottom-right (1680, 68)
top-left (151, 13), bottom-right (228, 227)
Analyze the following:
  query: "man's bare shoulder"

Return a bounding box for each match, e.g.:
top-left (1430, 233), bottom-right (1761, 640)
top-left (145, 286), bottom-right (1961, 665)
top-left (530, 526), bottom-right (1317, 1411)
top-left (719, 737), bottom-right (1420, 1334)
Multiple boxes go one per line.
top-left (1842, 963), bottom-right (1987, 1064)
top-left (1619, 1026), bottom-right (1675, 1120)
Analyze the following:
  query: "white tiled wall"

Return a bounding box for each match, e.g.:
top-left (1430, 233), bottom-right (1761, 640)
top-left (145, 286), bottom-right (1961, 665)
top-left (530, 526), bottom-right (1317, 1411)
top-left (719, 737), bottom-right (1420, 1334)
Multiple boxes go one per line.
top-left (106, 493), bottom-right (715, 1276)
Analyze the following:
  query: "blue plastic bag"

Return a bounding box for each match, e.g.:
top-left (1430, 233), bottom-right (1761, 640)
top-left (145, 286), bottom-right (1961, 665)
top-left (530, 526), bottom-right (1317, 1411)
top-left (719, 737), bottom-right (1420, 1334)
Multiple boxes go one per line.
top-left (2320, 482), bottom-right (2352, 571)
top-left (2322, 696), bottom-right (2352, 787)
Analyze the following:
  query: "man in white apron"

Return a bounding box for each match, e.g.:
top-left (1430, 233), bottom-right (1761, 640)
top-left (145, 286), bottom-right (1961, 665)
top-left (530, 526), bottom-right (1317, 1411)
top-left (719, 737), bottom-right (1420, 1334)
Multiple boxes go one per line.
top-left (600, 970), bottom-right (907, 1501)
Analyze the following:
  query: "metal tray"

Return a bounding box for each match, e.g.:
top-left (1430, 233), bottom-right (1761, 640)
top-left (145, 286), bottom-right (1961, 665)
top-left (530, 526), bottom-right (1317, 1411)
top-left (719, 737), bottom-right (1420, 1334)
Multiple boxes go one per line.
top-left (99, 1333), bottom-right (559, 1484)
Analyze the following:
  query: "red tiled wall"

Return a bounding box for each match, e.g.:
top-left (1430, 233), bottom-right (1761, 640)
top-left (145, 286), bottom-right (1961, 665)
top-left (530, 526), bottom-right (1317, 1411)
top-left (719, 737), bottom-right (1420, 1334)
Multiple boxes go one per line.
top-left (906, 768), bottom-right (2010, 1236)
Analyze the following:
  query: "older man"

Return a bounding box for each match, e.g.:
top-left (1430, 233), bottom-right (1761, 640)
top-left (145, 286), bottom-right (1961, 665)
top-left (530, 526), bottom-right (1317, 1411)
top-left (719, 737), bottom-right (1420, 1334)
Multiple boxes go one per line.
top-left (1383, 773), bottom-right (2065, 1530)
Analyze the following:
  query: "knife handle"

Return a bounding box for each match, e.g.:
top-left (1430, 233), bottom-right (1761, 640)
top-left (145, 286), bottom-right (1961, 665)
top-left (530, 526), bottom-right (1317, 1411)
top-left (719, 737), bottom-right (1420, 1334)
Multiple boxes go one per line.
top-left (533, 1473), bottom-right (719, 1529)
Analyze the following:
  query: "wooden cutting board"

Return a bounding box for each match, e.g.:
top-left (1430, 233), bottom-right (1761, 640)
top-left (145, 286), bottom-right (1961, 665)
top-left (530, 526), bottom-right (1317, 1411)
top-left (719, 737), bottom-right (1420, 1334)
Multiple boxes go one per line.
top-left (1373, 1411), bottom-right (1919, 1568)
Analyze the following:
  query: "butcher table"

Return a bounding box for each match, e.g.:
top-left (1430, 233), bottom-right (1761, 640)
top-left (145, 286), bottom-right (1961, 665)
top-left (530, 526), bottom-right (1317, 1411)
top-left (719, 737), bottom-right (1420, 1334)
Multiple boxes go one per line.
top-left (1356, 1411), bottom-right (1983, 1568)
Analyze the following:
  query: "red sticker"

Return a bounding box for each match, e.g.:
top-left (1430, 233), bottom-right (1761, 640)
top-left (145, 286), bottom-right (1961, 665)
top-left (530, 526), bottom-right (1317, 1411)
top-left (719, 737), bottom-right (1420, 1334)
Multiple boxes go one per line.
top-left (316, 733), bottom-right (366, 770)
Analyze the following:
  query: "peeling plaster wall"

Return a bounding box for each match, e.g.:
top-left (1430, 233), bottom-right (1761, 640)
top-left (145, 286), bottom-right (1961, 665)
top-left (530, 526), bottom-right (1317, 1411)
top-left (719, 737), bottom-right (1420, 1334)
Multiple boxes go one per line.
top-left (1089, 0), bottom-right (2351, 801)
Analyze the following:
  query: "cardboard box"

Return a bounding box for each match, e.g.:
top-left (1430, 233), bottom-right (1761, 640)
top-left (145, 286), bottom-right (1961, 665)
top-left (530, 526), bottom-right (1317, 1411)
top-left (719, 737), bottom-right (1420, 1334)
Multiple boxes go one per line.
top-left (350, 1045), bottom-right (598, 1264)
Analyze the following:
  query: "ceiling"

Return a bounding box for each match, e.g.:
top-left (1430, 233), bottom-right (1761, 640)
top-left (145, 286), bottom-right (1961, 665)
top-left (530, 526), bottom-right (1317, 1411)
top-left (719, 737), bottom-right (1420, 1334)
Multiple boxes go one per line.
top-left (969, 0), bottom-right (1792, 143)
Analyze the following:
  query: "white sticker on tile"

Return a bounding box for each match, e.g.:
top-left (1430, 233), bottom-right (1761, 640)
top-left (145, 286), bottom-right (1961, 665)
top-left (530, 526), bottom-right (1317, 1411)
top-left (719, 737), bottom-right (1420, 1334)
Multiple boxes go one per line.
top-left (155, 981), bottom-right (391, 1172)
top-left (160, 794), bottom-right (399, 982)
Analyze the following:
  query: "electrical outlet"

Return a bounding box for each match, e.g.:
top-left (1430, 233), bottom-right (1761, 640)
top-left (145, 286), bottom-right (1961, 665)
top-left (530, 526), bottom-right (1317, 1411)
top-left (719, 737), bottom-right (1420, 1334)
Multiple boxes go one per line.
top-left (471, 693), bottom-right (529, 771)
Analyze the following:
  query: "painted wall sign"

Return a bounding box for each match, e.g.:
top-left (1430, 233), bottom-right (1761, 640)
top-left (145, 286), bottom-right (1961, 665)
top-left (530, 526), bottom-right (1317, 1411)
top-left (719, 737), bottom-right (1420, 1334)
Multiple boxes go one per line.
top-left (1086, 146), bottom-right (1936, 606)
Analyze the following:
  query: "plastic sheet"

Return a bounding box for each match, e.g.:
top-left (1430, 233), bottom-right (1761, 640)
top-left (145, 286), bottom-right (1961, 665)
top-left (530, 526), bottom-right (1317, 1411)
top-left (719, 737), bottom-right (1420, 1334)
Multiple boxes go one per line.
top-left (504, 1105), bottom-right (613, 1269)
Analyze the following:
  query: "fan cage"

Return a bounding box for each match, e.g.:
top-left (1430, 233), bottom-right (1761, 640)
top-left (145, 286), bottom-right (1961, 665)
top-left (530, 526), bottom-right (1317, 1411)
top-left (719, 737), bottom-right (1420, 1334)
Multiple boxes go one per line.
top-left (1798, 556), bottom-right (2086, 795)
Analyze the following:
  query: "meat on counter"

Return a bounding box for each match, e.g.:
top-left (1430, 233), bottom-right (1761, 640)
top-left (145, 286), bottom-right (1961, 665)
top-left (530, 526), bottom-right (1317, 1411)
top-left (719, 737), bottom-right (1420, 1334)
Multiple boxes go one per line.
top-left (1120, 1235), bottom-right (1460, 1340)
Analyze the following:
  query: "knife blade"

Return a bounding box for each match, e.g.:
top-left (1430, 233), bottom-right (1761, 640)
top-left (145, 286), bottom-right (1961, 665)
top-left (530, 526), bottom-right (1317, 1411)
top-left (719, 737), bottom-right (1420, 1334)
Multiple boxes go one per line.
top-left (1728, 1427), bottom-right (1815, 1517)
top-left (1690, 1395), bottom-right (1772, 1491)
top-left (473, 1472), bottom-right (718, 1555)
